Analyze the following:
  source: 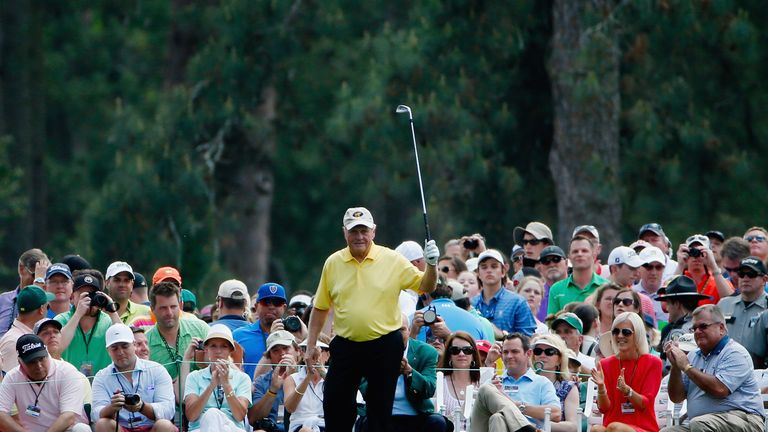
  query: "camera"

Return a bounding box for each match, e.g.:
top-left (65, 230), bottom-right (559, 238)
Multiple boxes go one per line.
top-left (463, 238), bottom-right (479, 250)
top-left (688, 247), bottom-right (702, 258)
top-left (123, 393), bottom-right (140, 406)
top-left (283, 316), bottom-right (302, 333)
top-left (88, 291), bottom-right (117, 313)
top-left (423, 306), bottom-right (438, 326)
top-left (197, 340), bottom-right (205, 350)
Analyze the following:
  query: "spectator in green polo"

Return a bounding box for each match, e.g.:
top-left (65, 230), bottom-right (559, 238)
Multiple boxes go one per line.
top-left (55, 270), bottom-right (122, 377)
top-left (547, 235), bottom-right (609, 315)
top-left (146, 281), bottom-right (209, 383)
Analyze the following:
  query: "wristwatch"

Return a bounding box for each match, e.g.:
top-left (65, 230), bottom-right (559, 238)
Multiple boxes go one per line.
top-left (33, 277), bottom-right (45, 285)
top-left (518, 403), bottom-right (527, 414)
top-left (683, 364), bottom-right (694, 373)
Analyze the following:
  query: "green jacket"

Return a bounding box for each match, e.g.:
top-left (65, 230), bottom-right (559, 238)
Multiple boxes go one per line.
top-left (359, 338), bottom-right (438, 415)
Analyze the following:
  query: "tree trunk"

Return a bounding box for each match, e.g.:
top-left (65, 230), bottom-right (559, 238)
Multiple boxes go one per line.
top-left (547, 0), bottom-right (622, 251)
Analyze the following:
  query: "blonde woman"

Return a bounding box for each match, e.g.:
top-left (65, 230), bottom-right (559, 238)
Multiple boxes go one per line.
top-left (531, 334), bottom-right (579, 432)
top-left (516, 276), bottom-right (549, 334)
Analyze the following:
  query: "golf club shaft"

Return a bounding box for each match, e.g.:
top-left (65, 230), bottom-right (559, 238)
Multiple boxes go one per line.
top-left (407, 117), bottom-right (432, 241)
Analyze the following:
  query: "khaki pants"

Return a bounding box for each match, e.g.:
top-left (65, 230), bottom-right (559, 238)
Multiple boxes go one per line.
top-left (660, 410), bottom-right (764, 432)
top-left (470, 384), bottom-right (532, 432)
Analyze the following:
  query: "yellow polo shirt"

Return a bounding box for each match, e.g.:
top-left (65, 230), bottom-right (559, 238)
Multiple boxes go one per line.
top-left (315, 243), bottom-right (423, 341)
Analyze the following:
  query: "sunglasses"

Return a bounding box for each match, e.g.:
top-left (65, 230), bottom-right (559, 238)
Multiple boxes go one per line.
top-left (611, 328), bottom-right (634, 337)
top-left (738, 270), bottom-right (762, 279)
top-left (691, 322), bottom-right (716, 332)
top-left (448, 346), bottom-right (475, 356)
top-left (746, 235), bottom-right (767, 243)
top-left (533, 347), bottom-right (560, 356)
top-left (613, 298), bottom-right (634, 306)
top-left (259, 298), bottom-right (286, 307)
top-left (724, 266), bottom-right (740, 273)
top-left (642, 263), bottom-right (664, 271)
top-left (522, 239), bottom-right (542, 246)
top-left (540, 256), bottom-right (563, 265)
top-left (427, 336), bottom-right (444, 344)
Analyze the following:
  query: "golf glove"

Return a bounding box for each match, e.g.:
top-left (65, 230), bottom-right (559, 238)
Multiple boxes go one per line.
top-left (424, 240), bottom-right (440, 266)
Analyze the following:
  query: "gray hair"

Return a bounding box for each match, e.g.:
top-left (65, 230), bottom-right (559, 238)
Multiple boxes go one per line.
top-left (692, 304), bottom-right (725, 324)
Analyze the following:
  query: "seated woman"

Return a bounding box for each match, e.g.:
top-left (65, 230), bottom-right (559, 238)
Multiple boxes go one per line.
top-left (531, 334), bottom-right (579, 432)
top-left (516, 277), bottom-right (550, 335)
top-left (439, 331), bottom-right (482, 430)
top-left (283, 336), bottom-right (332, 432)
top-left (590, 312), bottom-right (662, 432)
top-left (184, 324), bottom-right (252, 432)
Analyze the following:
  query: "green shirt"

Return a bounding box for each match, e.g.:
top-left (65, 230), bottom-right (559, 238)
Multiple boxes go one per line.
top-left (547, 272), bottom-right (609, 315)
top-left (54, 309), bottom-right (114, 378)
top-left (147, 317), bottom-right (209, 379)
top-left (119, 301), bottom-right (151, 325)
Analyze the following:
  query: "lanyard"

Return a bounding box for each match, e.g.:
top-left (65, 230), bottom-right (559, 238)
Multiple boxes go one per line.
top-left (214, 384), bottom-right (224, 409)
top-left (27, 380), bottom-right (47, 406)
top-left (78, 312), bottom-right (101, 354)
top-left (157, 327), bottom-right (181, 373)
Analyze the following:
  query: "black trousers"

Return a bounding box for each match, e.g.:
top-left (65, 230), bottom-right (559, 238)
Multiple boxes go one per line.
top-left (324, 329), bottom-right (404, 432)
top-left (391, 414), bottom-right (449, 432)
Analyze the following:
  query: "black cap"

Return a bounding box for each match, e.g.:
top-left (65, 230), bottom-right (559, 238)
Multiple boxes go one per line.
top-left (739, 256), bottom-right (767, 275)
top-left (16, 334), bottom-right (48, 364)
top-left (656, 276), bottom-right (711, 301)
top-left (539, 246), bottom-right (566, 259)
top-left (133, 272), bottom-right (148, 289)
top-left (638, 223), bottom-right (665, 238)
top-left (61, 254), bottom-right (91, 272)
top-left (74, 274), bottom-right (102, 291)
top-left (705, 230), bottom-right (725, 243)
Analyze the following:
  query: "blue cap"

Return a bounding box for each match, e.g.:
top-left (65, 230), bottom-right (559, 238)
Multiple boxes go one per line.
top-left (45, 263), bottom-right (72, 281)
top-left (257, 283), bottom-right (287, 302)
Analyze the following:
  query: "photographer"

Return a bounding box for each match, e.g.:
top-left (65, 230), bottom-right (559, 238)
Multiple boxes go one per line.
top-left (410, 278), bottom-right (488, 343)
top-left (459, 233), bottom-right (487, 261)
top-left (249, 330), bottom-right (300, 431)
top-left (675, 234), bottom-right (734, 306)
top-left (92, 324), bottom-right (175, 432)
top-left (56, 271), bottom-right (122, 377)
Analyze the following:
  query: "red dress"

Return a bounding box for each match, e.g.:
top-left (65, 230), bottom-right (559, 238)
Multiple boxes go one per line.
top-left (598, 354), bottom-right (662, 432)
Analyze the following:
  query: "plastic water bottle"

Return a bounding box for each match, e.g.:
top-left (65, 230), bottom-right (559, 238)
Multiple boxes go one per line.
top-left (543, 407), bottom-right (551, 432)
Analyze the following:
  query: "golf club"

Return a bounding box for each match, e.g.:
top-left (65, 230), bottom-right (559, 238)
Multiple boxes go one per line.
top-left (395, 104), bottom-right (431, 241)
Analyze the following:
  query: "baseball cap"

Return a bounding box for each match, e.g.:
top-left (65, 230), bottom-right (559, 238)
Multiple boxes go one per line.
top-left (289, 294), bottom-right (312, 308)
top-left (705, 230), bottom-right (725, 243)
top-left (204, 324), bottom-right (235, 350)
top-left (266, 330), bottom-right (296, 352)
top-left (565, 349), bottom-right (581, 366)
top-left (448, 280), bottom-right (467, 301)
top-left (552, 312), bottom-right (583, 334)
top-left (106, 261), bottom-right (134, 280)
top-left (298, 339), bottom-right (329, 349)
top-left (152, 266), bottom-right (182, 285)
top-left (105, 323), bottom-right (135, 347)
top-left (133, 272), bottom-right (148, 290)
top-left (572, 225), bottom-right (600, 242)
top-left (73, 273), bottom-right (102, 291)
top-left (539, 246), bottom-right (566, 259)
top-left (739, 256), bottom-right (768, 275)
top-left (638, 222), bottom-right (665, 238)
top-left (33, 318), bottom-right (62, 335)
top-left (218, 279), bottom-right (249, 299)
top-left (257, 283), bottom-right (287, 302)
top-left (342, 207), bottom-right (375, 230)
top-left (181, 289), bottom-right (197, 309)
top-left (395, 241), bottom-right (424, 262)
top-left (686, 234), bottom-right (710, 250)
top-left (608, 246), bottom-right (643, 268)
top-left (17, 334), bottom-right (48, 364)
top-left (465, 257), bottom-right (479, 273)
top-left (475, 340), bottom-right (492, 354)
top-left (45, 263), bottom-right (72, 281)
top-left (513, 222), bottom-right (553, 246)
top-left (639, 246), bottom-right (666, 266)
top-left (477, 249), bottom-right (504, 265)
top-left (676, 333), bottom-right (698, 352)
top-left (18, 286), bottom-right (55, 313)
top-left (629, 239), bottom-right (651, 252)
top-left (61, 255), bottom-right (91, 272)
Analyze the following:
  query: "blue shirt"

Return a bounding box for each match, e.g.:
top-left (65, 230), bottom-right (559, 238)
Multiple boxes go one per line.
top-left (253, 370), bottom-right (285, 423)
top-left (683, 336), bottom-right (764, 419)
top-left (472, 288), bottom-right (536, 336)
top-left (233, 319), bottom-right (269, 379)
top-left (416, 299), bottom-right (489, 342)
top-left (0, 286), bottom-right (20, 339)
top-left (211, 315), bottom-right (250, 332)
top-left (500, 368), bottom-right (560, 428)
top-left (184, 365), bottom-right (253, 431)
top-left (91, 358), bottom-right (176, 428)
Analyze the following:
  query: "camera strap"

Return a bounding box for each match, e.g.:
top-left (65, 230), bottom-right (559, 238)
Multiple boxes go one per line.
top-left (78, 312), bottom-right (101, 354)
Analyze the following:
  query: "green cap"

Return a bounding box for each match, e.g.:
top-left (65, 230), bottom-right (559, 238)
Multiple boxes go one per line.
top-left (181, 289), bottom-right (197, 309)
top-left (18, 285), bottom-right (55, 313)
top-left (552, 312), bottom-right (584, 334)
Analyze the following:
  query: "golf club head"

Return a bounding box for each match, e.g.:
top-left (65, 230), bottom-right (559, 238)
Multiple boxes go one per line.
top-left (395, 105), bottom-right (412, 115)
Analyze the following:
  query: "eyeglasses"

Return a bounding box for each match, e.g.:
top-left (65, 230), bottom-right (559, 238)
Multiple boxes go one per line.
top-left (642, 263), bottom-right (664, 271)
top-left (738, 270), bottom-right (762, 279)
top-left (427, 336), bottom-right (444, 344)
top-left (691, 322), bottom-right (716, 332)
top-left (611, 328), bottom-right (634, 337)
top-left (259, 298), bottom-right (286, 307)
top-left (746, 235), bottom-right (767, 243)
top-left (533, 347), bottom-right (560, 356)
top-left (613, 298), bottom-right (634, 306)
top-left (448, 346), bottom-right (475, 355)
top-left (539, 256), bottom-right (563, 265)
top-left (522, 239), bottom-right (542, 246)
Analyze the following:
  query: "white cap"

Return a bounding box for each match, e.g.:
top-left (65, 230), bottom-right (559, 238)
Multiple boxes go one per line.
top-left (289, 294), bottom-right (312, 307)
top-left (204, 324), bottom-right (235, 350)
top-left (105, 323), bottom-right (134, 347)
top-left (608, 246), bottom-right (644, 268)
top-left (299, 339), bottom-right (329, 349)
top-left (639, 246), bottom-right (666, 266)
top-left (218, 279), bottom-right (248, 299)
top-left (675, 333), bottom-right (697, 352)
top-left (395, 241), bottom-right (424, 262)
top-left (686, 234), bottom-right (710, 249)
top-left (105, 261), bottom-right (134, 280)
top-left (572, 225), bottom-right (600, 242)
top-left (266, 330), bottom-right (296, 352)
top-left (477, 249), bottom-right (504, 265)
top-left (342, 207), bottom-right (375, 230)
top-left (465, 257), bottom-right (479, 273)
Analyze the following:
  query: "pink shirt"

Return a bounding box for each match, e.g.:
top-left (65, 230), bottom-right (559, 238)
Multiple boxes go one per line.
top-left (0, 357), bottom-right (88, 432)
top-left (0, 320), bottom-right (34, 373)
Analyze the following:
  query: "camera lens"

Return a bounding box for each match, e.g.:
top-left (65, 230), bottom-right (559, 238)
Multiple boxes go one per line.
top-left (423, 306), bottom-right (438, 326)
top-left (283, 316), bottom-right (302, 333)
